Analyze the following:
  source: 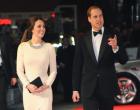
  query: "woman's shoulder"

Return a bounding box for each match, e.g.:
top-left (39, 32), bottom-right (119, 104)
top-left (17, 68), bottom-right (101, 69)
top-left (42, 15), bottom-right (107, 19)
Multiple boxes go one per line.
top-left (18, 41), bottom-right (29, 48)
top-left (44, 42), bottom-right (56, 52)
top-left (44, 42), bottom-right (54, 48)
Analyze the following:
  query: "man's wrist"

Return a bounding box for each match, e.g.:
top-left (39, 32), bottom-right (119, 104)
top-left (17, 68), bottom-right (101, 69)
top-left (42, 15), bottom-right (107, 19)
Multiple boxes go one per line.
top-left (73, 91), bottom-right (79, 93)
top-left (113, 46), bottom-right (119, 53)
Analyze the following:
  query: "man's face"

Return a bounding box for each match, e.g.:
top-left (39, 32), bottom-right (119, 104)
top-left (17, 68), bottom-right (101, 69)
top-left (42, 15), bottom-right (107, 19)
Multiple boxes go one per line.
top-left (88, 8), bottom-right (104, 31)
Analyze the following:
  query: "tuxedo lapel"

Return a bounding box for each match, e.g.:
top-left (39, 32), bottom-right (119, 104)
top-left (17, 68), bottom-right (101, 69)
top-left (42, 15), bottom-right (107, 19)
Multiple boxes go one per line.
top-left (85, 32), bottom-right (98, 64)
top-left (98, 29), bottom-right (108, 62)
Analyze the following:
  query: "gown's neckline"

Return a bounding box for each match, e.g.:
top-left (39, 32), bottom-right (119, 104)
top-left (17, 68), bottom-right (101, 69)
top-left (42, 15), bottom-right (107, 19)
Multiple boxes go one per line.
top-left (28, 40), bottom-right (44, 49)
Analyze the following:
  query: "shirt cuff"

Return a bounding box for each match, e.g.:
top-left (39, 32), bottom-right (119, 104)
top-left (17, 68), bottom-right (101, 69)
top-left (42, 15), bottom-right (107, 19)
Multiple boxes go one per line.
top-left (113, 46), bottom-right (119, 53)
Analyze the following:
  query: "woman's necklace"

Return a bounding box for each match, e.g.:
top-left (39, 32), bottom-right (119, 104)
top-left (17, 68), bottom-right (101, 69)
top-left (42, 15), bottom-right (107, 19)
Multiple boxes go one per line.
top-left (29, 40), bottom-right (44, 49)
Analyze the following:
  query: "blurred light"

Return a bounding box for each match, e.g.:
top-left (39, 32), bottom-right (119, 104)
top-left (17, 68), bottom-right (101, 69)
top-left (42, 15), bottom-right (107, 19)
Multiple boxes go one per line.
top-left (59, 34), bottom-right (64, 39)
top-left (11, 25), bottom-right (18, 29)
top-left (53, 43), bottom-right (62, 48)
top-left (51, 12), bottom-right (56, 18)
top-left (0, 19), bottom-right (12, 25)
top-left (70, 36), bottom-right (75, 45)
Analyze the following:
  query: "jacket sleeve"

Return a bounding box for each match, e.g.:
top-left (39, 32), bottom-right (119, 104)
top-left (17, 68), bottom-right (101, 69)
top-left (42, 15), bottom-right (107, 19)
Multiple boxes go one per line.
top-left (72, 37), bottom-right (83, 91)
top-left (114, 35), bottom-right (128, 64)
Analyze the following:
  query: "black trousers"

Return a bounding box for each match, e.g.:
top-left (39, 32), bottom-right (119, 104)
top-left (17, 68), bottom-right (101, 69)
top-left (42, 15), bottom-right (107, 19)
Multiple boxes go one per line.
top-left (0, 72), bottom-right (7, 110)
top-left (82, 80), bottom-right (114, 110)
top-left (59, 68), bottom-right (72, 102)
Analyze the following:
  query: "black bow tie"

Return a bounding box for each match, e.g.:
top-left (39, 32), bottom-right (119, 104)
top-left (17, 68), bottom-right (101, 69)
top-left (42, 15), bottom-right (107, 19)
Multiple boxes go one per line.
top-left (93, 30), bottom-right (102, 36)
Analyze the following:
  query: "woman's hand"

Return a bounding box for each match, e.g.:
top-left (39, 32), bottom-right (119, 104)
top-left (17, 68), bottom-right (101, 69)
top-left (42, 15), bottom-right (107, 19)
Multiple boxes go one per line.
top-left (26, 84), bottom-right (38, 93)
top-left (34, 84), bottom-right (49, 93)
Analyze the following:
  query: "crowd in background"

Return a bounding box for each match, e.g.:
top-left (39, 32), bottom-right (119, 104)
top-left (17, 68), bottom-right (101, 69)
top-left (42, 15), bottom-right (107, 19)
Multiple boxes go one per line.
top-left (1, 19), bottom-right (140, 52)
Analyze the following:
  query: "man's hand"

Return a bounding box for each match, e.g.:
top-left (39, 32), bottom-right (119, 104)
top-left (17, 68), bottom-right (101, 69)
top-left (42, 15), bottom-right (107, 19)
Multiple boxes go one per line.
top-left (11, 77), bottom-right (17, 86)
top-left (108, 35), bottom-right (117, 49)
top-left (72, 91), bottom-right (80, 102)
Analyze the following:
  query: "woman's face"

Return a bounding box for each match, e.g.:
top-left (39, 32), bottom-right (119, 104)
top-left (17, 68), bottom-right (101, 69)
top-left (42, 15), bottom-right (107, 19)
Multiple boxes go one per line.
top-left (32, 19), bottom-right (46, 38)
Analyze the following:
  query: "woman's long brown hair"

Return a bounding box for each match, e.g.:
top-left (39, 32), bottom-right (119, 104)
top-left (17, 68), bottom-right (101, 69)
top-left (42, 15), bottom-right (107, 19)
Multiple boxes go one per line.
top-left (20, 16), bottom-right (45, 43)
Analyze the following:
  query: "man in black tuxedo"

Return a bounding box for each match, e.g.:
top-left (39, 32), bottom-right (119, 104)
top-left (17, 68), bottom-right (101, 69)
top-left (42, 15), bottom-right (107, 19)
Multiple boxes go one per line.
top-left (72, 5), bottom-right (128, 110)
top-left (0, 32), bottom-right (17, 110)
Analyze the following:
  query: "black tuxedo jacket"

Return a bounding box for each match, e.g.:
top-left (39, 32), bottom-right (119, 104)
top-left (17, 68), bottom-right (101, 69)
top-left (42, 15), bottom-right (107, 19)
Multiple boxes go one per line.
top-left (0, 34), bottom-right (16, 84)
top-left (72, 28), bottom-right (128, 99)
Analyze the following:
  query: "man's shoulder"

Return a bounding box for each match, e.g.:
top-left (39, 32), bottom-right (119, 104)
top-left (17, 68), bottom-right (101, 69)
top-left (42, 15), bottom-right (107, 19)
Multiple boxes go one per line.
top-left (104, 27), bottom-right (114, 35)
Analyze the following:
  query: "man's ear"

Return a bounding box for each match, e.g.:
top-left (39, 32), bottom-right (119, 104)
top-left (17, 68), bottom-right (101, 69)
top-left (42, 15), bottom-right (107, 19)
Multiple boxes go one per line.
top-left (88, 17), bottom-right (91, 23)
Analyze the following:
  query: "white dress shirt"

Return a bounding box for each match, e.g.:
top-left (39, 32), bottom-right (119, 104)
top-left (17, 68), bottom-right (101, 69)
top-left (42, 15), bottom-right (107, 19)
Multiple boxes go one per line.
top-left (92, 27), bottom-right (119, 61)
top-left (92, 27), bottom-right (104, 61)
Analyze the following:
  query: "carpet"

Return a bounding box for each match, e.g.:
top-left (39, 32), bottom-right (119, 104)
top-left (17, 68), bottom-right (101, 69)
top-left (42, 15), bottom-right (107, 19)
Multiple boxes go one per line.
top-left (73, 105), bottom-right (140, 110)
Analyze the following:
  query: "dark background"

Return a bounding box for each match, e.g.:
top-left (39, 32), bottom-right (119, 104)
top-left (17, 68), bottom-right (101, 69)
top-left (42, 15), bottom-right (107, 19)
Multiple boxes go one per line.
top-left (0, 0), bottom-right (116, 25)
top-left (0, 0), bottom-right (133, 29)
top-left (0, 0), bottom-right (139, 46)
